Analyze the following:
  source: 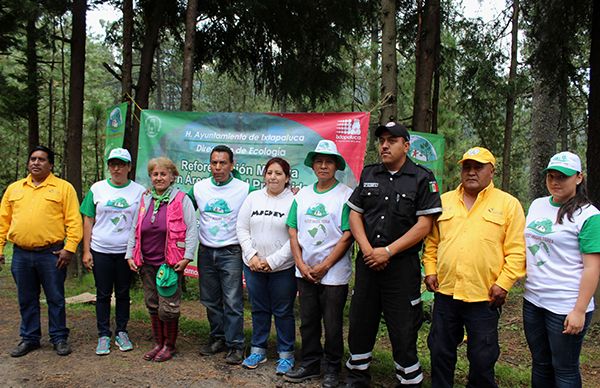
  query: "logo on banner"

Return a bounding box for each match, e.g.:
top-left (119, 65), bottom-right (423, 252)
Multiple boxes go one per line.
top-left (409, 135), bottom-right (438, 162)
top-left (335, 119), bottom-right (362, 142)
top-left (108, 108), bottom-right (123, 132)
top-left (145, 115), bottom-right (162, 138)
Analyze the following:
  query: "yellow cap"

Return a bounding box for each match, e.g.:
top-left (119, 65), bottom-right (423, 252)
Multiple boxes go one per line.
top-left (458, 147), bottom-right (496, 166)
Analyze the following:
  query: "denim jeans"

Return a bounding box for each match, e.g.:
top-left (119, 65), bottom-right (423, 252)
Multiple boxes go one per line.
top-left (523, 298), bottom-right (592, 388)
top-left (11, 245), bottom-right (69, 344)
top-left (198, 244), bottom-right (244, 349)
top-left (297, 278), bottom-right (348, 373)
top-left (427, 293), bottom-right (500, 388)
top-left (91, 250), bottom-right (132, 337)
top-left (243, 265), bottom-right (296, 355)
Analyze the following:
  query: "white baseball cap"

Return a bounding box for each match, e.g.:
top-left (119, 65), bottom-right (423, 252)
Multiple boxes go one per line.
top-left (107, 148), bottom-right (132, 163)
top-left (543, 151), bottom-right (581, 177)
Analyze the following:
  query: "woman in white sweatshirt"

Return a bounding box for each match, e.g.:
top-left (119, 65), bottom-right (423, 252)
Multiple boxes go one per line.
top-left (236, 157), bottom-right (296, 374)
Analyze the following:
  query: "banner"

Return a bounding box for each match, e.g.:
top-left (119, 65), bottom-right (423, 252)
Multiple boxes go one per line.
top-left (136, 111), bottom-right (370, 276)
top-left (104, 102), bottom-right (128, 177)
top-left (407, 131), bottom-right (445, 191)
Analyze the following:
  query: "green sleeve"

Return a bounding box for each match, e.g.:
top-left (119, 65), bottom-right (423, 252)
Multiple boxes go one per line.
top-left (79, 190), bottom-right (96, 217)
top-left (579, 214), bottom-right (600, 253)
top-left (187, 187), bottom-right (198, 210)
top-left (341, 203), bottom-right (351, 231)
top-left (286, 199), bottom-right (298, 229)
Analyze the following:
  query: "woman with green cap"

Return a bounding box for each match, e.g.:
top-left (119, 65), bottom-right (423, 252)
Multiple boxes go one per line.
top-left (80, 148), bottom-right (145, 355)
top-left (125, 157), bottom-right (198, 362)
top-left (523, 151), bottom-right (600, 386)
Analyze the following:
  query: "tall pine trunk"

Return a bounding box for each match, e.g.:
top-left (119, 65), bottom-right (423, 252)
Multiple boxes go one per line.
top-left (26, 10), bottom-right (39, 151)
top-left (501, 0), bottom-right (519, 191)
top-left (65, 0), bottom-right (86, 277)
top-left (529, 80), bottom-right (559, 201)
top-left (122, 0), bottom-right (134, 176)
top-left (181, 0), bottom-right (197, 111)
top-left (587, 0), bottom-right (600, 322)
top-left (380, 0), bottom-right (397, 125)
top-left (412, 0), bottom-right (439, 133)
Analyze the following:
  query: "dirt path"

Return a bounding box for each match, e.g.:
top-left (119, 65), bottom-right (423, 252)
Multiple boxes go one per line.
top-left (0, 274), bottom-right (324, 388)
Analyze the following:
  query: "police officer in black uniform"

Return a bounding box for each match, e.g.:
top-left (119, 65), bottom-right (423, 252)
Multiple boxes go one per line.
top-left (345, 122), bottom-right (442, 387)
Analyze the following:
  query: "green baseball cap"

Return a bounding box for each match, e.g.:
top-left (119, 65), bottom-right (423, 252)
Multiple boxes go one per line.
top-left (156, 264), bottom-right (178, 297)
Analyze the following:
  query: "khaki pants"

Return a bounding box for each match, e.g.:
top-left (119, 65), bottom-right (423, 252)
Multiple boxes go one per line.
top-left (140, 264), bottom-right (181, 321)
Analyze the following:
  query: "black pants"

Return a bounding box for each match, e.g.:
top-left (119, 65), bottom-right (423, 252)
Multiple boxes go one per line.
top-left (427, 293), bottom-right (500, 388)
top-left (346, 254), bottom-right (424, 387)
top-left (91, 250), bottom-right (132, 337)
top-left (297, 278), bottom-right (348, 373)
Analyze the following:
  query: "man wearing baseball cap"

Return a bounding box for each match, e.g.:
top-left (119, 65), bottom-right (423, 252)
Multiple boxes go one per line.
top-left (422, 146), bottom-right (526, 387)
top-left (345, 122), bottom-right (442, 387)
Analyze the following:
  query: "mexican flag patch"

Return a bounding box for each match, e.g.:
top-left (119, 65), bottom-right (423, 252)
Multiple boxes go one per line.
top-left (428, 181), bottom-right (439, 193)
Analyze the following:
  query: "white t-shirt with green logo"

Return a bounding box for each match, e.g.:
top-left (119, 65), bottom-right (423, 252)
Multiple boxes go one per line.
top-left (80, 179), bottom-right (145, 254)
top-left (192, 177), bottom-right (250, 248)
top-left (524, 196), bottom-right (600, 314)
top-left (286, 181), bottom-right (352, 286)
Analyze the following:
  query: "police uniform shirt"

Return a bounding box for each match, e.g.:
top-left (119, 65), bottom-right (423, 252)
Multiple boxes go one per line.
top-left (347, 158), bottom-right (442, 255)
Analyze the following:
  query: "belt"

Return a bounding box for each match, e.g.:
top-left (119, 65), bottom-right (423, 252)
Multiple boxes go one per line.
top-left (14, 242), bottom-right (64, 252)
top-left (200, 243), bottom-right (240, 250)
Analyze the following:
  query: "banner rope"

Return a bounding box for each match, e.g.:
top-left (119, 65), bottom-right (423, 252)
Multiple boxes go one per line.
top-left (124, 93), bottom-right (142, 124)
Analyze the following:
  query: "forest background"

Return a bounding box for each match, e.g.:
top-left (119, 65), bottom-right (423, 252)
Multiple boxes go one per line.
top-left (0, 0), bottom-right (599, 310)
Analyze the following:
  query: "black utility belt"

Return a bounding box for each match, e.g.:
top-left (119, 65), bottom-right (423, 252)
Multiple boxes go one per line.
top-left (14, 242), bottom-right (64, 252)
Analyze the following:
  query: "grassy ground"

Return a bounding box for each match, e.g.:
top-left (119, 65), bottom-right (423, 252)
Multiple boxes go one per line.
top-left (2, 247), bottom-right (599, 387)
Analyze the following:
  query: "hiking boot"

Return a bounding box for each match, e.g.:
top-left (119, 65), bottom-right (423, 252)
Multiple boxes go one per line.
top-left (200, 337), bottom-right (226, 356)
top-left (224, 348), bottom-right (244, 365)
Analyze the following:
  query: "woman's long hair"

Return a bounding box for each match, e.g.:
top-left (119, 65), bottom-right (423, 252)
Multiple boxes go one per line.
top-left (556, 175), bottom-right (592, 224)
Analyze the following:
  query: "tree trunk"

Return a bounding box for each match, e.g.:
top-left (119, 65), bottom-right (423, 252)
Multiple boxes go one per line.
top-left (587, 0), bottom-right (600, 322)
top-left (60, 19), bottom-right (68, 176)
top-left (366, 13), bottom-right (380, 162)
top-left (430, 1), bottom-right (441, 135)
top-left (26, 10), bottom-right (39, 151)
top-left (65, 0), bottom-right (86, 277)
top-left (122, 0), bottom-right (134, 166)
top-left (47, 19), bottom-right (57, 148)
top-left (529, 80), bottom-right (559, 201)
top-left (129, 0), bottom-right (169, 175)
top-left (380, 0), bottom-right (397, 125)
top-left (412, 0), bottom-right (439, 133)
top-left (501, 0), bottom-right (519, 191)
top-left (181, 0), bottom-right (197, 111)
top-left (155, 47), bottom-right (164, 110)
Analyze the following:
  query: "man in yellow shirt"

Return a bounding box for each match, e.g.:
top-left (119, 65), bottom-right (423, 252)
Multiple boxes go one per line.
top-left (422, 147), bottom-right (525, 388)
top-left (0, 146), bottom-right (83, 358)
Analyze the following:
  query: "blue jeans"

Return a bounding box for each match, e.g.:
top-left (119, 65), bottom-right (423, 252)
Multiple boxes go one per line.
top-left (198, 244), bottom-right (244, 349)
top-left (91, 249), bottom-right (132, 337)
top-left (243, 265), bottom-right (296, 355)
top-left (11, 245), bottom-right (69, 344)
top-left (523, 298), bottom-right (592, 388)
top-left (427, 293), bottom-right (500, 388)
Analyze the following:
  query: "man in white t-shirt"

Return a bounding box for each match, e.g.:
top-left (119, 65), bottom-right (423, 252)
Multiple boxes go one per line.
top-left (284, 140), bottom-right (354, 388)
top-left (189, 145), bottom-right (250, 365)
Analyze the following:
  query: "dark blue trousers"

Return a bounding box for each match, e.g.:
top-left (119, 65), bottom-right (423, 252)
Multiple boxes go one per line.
top-left (427, 293), bottom-right (500, 388)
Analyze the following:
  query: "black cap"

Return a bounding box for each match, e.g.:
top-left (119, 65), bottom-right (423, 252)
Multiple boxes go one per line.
top-left (374, 122), bottom-right (410, 141)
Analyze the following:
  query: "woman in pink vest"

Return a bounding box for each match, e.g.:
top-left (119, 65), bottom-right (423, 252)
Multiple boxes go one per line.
top-left (125, 157), bottom-right (198, 362)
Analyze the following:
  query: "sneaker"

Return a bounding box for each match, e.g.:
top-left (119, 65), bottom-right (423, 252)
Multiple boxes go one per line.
top-left (115, 332), bottom-right (133, 352)
top-left (276, 357), bottom-right (295, 375)
top-left (224, 348), bottom-right (244, 365)
top-left (96, 336), bottom-right (111, 355)
top-left (242, 352), bottom-right (267, 369)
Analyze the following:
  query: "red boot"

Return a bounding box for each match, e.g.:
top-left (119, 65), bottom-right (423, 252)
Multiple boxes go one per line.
top-left (154, 319), bottom-right (178, 362)
top-left (143, 314), bottom-right (164, 361)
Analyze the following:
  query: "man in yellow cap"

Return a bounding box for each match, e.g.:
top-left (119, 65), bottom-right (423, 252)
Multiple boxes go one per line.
top-left (422, 146), bottom-right (526, 388)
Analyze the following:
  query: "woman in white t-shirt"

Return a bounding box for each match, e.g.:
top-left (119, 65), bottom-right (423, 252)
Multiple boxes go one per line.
top-left (80, 148), bottom-right (145, 356)
top-left (236, 157), bottom-right (296, 374)
top-left (523, 151), bottom-right (600, 387)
